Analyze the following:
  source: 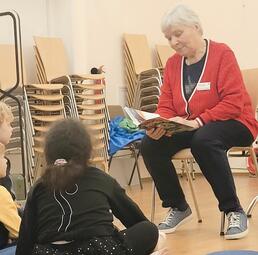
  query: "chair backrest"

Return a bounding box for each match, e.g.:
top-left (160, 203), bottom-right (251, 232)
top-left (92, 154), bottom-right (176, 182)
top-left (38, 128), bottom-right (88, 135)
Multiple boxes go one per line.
top-left (33, 36), bottom-right (70, 81)
top-left (123, 34), bottom-right (152, 74)
top-left (0, 44), bottom-right (27, 90)
top-left (0, 44), bottom-right (17, 90)
top-left (108, 105), bottom-right (125, 119)
top-left (241, 68), bottom-right (258, 114)
top-left (155, 44), bottom-right (175, 68)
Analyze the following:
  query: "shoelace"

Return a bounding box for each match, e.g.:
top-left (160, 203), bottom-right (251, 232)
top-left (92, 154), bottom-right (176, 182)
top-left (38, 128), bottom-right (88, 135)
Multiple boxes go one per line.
top-left (161, 208), bottom-right (177, 225)
top-left (227, 212), bottom-right (241, 229)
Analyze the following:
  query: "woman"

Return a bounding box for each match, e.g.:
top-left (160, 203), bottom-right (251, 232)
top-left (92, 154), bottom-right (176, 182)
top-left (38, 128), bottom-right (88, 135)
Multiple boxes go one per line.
top-left (141, 5), bottom-right (258, 240)
top-left (16, 119), bottom-right (167, 255)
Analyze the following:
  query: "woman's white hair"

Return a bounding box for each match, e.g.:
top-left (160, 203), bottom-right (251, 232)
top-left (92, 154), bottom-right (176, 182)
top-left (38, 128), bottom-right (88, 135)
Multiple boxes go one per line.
top-left (161, 5), bottom-right (203, 35)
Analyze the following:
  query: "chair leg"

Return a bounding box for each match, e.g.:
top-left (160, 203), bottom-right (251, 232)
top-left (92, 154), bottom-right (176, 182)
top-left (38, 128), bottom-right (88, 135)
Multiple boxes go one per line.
top-left (246, 148), bottom-right (258, 217)
top-left (249, 148), bottom-right (258, 176)
top-left (151, 182), bottom-right (156, 222)
top-left (184, 160), bottom-right (202, 223)
top-left (189, 159), bottom-right (195, 180)
top-left (180, 160), bottom-right (185, 178)
top-left (128, 148), bottom-right (143, 189)
top-left (220, 212), bottom-right (225, 235)
top-left (247, 196), bottom-right (258, 217)
top-left (108, 155), bottom-right (113, 170)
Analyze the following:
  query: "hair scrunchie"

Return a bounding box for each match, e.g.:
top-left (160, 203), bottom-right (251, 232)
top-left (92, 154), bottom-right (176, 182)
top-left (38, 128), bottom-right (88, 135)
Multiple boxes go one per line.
top-left (54, 159), bottom-right (67, 166)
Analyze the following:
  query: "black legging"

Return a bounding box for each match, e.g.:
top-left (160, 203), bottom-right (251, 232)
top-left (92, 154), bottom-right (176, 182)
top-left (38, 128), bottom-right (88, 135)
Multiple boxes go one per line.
top-left (121, 221), bottom-right (159, 255)
top-left (141, 120), bottom-right (254, 213)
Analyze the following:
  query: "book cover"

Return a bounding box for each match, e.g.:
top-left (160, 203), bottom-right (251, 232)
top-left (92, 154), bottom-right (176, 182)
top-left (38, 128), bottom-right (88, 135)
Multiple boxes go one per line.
top-left (124, 107), bottom-right (195, 133)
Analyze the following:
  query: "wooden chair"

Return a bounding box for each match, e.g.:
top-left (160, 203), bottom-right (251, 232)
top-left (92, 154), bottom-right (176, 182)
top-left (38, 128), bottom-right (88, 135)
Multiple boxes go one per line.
top-left (220, 68), bottom-right (258, 235)
top-left (155, 44), bottom-right (175, 68)
top-left (108, 105), bottom-right (143, 189)
top-left (151, 148), bottom-right (202, 223)
top-left (33, 36), bottom-right (110, 172)
top-left (24, 83), bottom-right (66, 182)
top-left (123, 34), bottom-right (162, 107)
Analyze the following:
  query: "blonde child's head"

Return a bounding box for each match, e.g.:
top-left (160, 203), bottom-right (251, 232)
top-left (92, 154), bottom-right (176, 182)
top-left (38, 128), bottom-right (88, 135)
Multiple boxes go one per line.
top-left (0, 143), bottom-right (7, 178)
top-left (0, 101), bottom-right (14, 124)
top-left (0, 101), bottom-right (14, 145)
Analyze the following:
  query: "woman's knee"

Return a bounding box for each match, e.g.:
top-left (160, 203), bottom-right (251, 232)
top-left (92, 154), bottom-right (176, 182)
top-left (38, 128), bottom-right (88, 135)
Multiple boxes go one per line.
top-left (141, 135), bottom-right (169, 158)
top-left (141, 135), bottom-right (159, 157)
top-left (190, 132), bottom-right (214, 155)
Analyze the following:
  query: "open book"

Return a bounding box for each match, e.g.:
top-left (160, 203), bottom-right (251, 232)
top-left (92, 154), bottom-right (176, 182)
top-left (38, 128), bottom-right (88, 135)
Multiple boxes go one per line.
top-left (124, 107), bottom-right (195, 133)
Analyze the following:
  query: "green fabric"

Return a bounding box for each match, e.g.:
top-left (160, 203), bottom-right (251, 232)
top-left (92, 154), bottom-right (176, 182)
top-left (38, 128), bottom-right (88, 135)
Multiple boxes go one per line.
top-left (119, 117), bottom-right (139, 132)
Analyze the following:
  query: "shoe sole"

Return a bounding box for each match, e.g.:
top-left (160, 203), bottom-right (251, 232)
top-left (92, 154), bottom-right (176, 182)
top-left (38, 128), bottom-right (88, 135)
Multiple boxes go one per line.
top-left (224, 221), bottom-right (249, 240)
top-left (224, 228), bottom-right (249, 240)
top-left (159, 214), bottom-right (193, 234)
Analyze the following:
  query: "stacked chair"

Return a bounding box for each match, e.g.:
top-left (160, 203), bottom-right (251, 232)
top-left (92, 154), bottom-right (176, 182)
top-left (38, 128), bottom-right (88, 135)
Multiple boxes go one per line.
top-left (155, 44), bottom-right (175, 69)
top-left (23, 83), bottom-right (66, 183)
top-left (123, 34), bottom-right (162, 112)
top-left (32, 36), bottom-right (110, 172)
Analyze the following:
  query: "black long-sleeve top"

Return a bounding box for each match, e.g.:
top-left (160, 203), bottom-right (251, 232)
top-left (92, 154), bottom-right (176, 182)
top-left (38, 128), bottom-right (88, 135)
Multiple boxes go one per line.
top-left (15, 167), bottom-right (147, 255)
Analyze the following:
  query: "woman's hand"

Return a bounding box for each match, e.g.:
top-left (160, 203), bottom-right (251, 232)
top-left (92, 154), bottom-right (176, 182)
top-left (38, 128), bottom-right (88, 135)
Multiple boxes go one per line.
top-left (146, 127), bottom-right (166, 140)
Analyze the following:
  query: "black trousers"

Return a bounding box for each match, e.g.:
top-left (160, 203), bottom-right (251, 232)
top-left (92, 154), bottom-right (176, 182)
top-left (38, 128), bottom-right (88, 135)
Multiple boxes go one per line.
top-left (141, 120), bottom-right (254, 213)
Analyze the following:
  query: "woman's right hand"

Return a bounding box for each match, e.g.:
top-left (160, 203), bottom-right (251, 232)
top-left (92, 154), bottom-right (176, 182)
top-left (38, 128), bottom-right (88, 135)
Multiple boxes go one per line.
top-left (146, 127), bottom-right (166, 140)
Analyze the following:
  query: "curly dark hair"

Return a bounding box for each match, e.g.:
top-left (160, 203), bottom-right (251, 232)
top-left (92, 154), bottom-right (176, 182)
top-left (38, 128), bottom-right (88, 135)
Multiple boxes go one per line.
top-left (42, 118), bottom-right (92, 191)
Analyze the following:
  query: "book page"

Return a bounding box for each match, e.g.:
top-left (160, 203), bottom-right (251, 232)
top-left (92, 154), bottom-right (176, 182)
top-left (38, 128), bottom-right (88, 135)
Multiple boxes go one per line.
top-left (124, 107), bottom-right (159, 125)
top-left (124, 107), bottom-right (195, 134)
top-left (139, 117), bottom-right (194, 133)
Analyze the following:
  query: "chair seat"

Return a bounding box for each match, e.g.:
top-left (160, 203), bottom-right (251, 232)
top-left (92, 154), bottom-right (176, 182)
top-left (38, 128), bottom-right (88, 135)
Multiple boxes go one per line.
top-left (77, 103), bottom-right (105, 110)
top-left (29, 94), bottom-right (64, 101)
top-left (172, 148), bottom-right (193, 159)
top-left (75, 84), bottom-right (105, 90)
top-left (28, 83), bottom-right (64, 90)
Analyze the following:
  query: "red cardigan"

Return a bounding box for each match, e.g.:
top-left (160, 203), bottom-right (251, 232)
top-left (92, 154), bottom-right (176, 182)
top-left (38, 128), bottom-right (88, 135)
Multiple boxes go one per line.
top-left (157, 40), bottom-right (258, 139)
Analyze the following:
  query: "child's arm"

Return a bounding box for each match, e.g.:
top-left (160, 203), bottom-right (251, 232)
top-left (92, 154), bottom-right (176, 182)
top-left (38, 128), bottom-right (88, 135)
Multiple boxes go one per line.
top-left (109, 179), bottom-right (148, 227)
top-left (0, 186), bottom-right (20, 238)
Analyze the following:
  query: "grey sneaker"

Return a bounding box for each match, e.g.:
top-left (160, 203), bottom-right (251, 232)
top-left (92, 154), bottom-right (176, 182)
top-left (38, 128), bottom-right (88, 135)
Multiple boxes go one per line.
top-left (158, 207), bottom-right (192, 233)
top-left (224, 211), bottom-right (249, 240)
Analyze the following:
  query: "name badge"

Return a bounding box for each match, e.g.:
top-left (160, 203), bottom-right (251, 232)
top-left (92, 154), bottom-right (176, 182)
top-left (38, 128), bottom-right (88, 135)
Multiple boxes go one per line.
top-left (196, 82), bottom-right (211, 91)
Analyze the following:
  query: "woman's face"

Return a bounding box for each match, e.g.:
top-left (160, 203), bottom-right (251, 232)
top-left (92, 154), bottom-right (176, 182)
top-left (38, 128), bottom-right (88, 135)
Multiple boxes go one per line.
top-left (0, 120), bottom-right (13, 145)
top-left (164, 24), bottom-right (202, 58)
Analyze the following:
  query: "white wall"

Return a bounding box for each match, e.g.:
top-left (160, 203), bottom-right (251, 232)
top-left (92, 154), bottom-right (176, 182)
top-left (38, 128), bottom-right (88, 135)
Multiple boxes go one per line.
top-left (2, 0), bottom-right (258, 103)
top-left (46, 0), bottom-right (258, 105)
top-left (0, 0), bottom-right (49, 83)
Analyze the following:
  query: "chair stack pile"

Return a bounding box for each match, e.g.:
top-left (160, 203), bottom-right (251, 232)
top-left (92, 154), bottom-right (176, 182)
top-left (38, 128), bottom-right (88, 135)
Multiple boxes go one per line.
top-left (33, 36), bottom-right (109, 171)
top-left (24, 83), bottom-right (66, 182)
top-left (123, 34), bottom-right (162, 112)
top-left (155, 44), bottom-right (175, 70)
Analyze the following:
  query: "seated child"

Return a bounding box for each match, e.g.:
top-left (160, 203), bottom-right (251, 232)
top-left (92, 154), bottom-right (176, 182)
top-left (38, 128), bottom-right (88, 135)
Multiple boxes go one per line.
top-left (0, 102), bottom-right (16, 200)
top-left (16, 119), bottom-right (167, 255)
top-left (0, 143), bottom-right (21, 250)
top-left (0, 101), bottom-right (21, 251)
